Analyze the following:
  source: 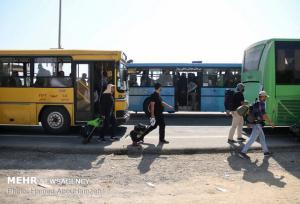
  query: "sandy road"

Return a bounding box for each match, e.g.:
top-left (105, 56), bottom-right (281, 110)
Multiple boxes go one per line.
top-left (0, 150), bottom-right (299, 204)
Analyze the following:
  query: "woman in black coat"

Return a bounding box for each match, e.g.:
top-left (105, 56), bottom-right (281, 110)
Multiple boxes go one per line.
top-left (98, 84), bottom-right (117, 141)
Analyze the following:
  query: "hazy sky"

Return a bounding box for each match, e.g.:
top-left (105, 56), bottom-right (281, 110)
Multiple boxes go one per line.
top-left (0, 0), bottom-right (299, 63)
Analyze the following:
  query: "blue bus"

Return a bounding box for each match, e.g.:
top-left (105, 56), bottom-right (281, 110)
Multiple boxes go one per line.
top-left (127, 63), bottom-right (241, 112)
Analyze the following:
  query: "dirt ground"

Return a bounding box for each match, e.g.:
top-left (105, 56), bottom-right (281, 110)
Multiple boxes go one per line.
top-left (0, 150), bottom-right (299, 204)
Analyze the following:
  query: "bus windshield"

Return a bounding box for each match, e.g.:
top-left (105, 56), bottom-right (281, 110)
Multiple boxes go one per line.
top-left (243, 44), bottom-right (265, 72)
top-left (117, 63), bottom-right (128, 92)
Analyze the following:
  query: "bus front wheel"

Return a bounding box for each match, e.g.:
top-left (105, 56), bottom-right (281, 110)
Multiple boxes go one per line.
top-left (41, 107), bottom-right (70, 134)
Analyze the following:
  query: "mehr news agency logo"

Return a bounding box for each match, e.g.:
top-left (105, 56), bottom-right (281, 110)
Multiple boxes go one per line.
top-left (6, 177), bottom-right (102, 196)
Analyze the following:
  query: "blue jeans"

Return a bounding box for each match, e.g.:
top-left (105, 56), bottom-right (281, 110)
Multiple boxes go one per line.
top-left (242, 124), bottom-right (269, 153)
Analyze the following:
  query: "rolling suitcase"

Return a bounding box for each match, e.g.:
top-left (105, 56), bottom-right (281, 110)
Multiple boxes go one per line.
top-left (126, 123), bottom-right (148, 145)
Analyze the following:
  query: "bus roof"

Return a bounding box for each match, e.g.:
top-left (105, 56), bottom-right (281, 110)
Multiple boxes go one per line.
top-left (245, 38), bottom-right (300, 50)
top-left (127, 63), bottom-right (241, 70)
top-left (0, 50), bottom-right (126, 61)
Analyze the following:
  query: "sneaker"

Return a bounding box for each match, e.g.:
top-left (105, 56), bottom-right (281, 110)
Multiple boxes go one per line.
top-left (239, 152), bottom-right (250, 159)
top-left (227, 139), bottom-right (237, 144)
top-left (264, 152), bottom-right (273, 157)
top-left (160, 140), bottom-right (169, 144)
top-left (237, 137), bottom-right (246, 142)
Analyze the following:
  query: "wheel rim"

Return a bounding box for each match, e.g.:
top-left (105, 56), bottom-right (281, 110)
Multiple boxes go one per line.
top-left (47, 112), bottom-right (64, 129)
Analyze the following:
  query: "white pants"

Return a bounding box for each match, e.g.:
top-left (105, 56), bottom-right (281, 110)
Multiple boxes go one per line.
top-left (242, 124), bottom-right (269, 153)
top-left (228, 111), bottom-right (244, 140)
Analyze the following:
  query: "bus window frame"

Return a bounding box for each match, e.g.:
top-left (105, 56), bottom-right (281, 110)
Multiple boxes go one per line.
top-left (0, 56), bottom-right (32, 88)
top-left (275, 41), bottom-right (300, 85)
top-left (116, 61), bottom-right (128, 93)
top-left (243, 44), bottom-right (265, 72)
top-left (33, 56), bottom-right (73, 88)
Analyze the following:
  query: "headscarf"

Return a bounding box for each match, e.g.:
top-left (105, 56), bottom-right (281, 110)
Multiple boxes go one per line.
top-left (103, 84), bottom-right (115, 94)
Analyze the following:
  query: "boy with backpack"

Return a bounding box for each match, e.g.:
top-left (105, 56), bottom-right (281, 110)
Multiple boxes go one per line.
top-left (240, 91), bottom-right (274, 158)
top-left (227, 83), bottom-right (246, 143)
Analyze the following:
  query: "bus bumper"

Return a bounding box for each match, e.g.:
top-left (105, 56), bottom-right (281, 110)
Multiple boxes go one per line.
top-left (116, 110), bottom-right (130, 125)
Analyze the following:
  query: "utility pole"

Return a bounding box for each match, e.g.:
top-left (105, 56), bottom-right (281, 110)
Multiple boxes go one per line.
top-left (58, 0), bottom-right (62, 49)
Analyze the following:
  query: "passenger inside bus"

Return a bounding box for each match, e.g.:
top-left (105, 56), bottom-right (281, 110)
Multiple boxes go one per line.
top-left (224, 70), bottom-right (235, 87)
top-left (49, 70), bottom-right (72, 87)
top-left (129, 74), bottom-right (138, 87)
top-left (141, 71), bottom-right (153, 86)
top-left (187, 74), bottom-right (198, 111)
top-left (102, 71), bottom-right (108, 89)
top-left (35, 64), bottom-right (51, 87)
top-left (76, 72), bottom-right (90, 111)
top-left (58, 70), bottom-right (65, 77)
top-left (80, 73), bottom-right (88, 86)
top-left (78, 73), bottom-right (89, 98)
top-left (9, 71), bottom-right (22, 87)
top-left (177, 73), bottom-right (187, 106)
top-left (157, 70), bottom-right (173, 86)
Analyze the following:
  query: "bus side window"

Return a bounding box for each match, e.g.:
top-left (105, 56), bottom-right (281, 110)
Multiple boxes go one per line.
top-left (141, 70), bottom-right (153, 86)
top-left (0, 59), bottom-right (30, 87)
top-left (129, 74), bottom-right (138, 87)
top-left (157, 70), bottom-right (173, 86)
top-left (276, 42), bottom-right (300, 84)
top-left (56, 62), bottom-right (72, 87)
top-left (9, 71), bottom-right (22, 87)
top-left (203, 69), bottom-right (218, 87)
top-left (33, 57), bottom-right (72, 87)
top-left (0, 63), bottom-right (9, 87)
top-left (295, 50), bottom-right (300, 82)
top-left (34, 63), bottom-right (51, 87)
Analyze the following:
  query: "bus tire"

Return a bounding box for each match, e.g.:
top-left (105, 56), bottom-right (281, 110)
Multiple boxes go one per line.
top-left (41, 107), bottom-right (70, 134)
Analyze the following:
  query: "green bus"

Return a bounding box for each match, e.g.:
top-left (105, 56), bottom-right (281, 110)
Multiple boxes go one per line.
top-left (242, 39), bottom-right (300, 126)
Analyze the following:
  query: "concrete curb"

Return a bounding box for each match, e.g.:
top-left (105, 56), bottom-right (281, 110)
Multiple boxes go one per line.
top-left (130, 112), bottom-right (227, 118)
top-left (1, 143), bottom-right (299, 155)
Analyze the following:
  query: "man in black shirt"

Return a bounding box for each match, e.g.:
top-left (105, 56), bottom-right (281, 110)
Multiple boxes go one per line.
top-left (142, 83), bottom-right (173, 144)
top-left (228, 83), bottom-right (246, 143)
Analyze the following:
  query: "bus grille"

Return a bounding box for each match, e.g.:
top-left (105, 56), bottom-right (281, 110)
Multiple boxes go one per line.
top-left (277, 100), bottom-right (300, 125)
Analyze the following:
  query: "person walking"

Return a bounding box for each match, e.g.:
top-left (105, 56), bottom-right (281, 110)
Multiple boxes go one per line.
top-left (97, 84), bottom-right (117, 141)
top-left (228, 83), bottom-right (246, 143)
top-left (139, 83), bottom-right (173, 145)
top-left (240, 91), bottom-right (274, 158)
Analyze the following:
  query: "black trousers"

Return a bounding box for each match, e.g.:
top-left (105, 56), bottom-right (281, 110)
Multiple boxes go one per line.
top-left (99, 115), bottom-right (116, 138)
top-left (142, 114), bottom-right (166, 141)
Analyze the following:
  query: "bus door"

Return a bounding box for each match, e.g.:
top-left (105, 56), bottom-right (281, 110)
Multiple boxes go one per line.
top-left (74, 62), bottom-right (94, 121)
top-left (176, 70), bottom-right (201, 111)
top-left (93, 61), bottom-right (115, 114)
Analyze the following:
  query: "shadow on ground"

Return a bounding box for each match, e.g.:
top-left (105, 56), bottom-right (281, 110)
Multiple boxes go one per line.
top-left (126, 142), bottom-right (165, 174)
top-left (227, 152), bottom-right (288, 187)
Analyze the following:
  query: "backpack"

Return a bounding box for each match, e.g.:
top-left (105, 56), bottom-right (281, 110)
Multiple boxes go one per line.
top-left (236, 105), bottom-right (249, 117)
top-left (245, 101), bottom-right (260, 124)
top-left (143, 96), bottom-right (151, 117)
top-left (224, 89), bottom-right (235, 111)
